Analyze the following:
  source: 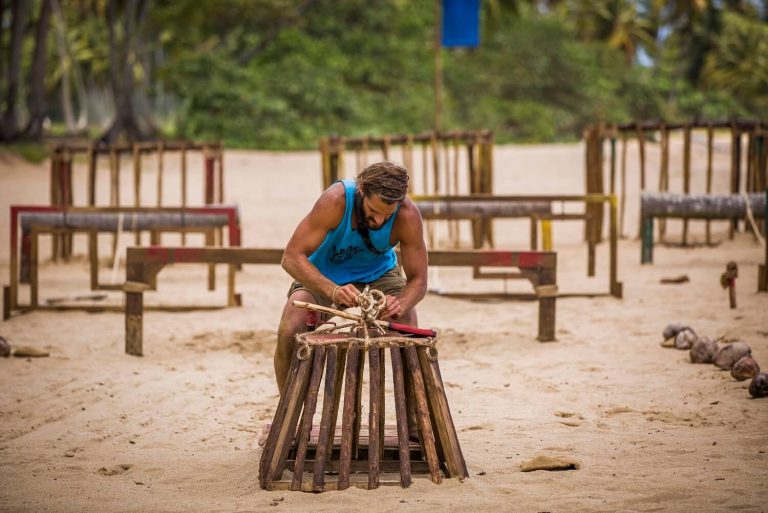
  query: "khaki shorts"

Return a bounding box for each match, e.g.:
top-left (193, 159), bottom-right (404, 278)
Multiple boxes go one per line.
top-left (287, 266), bottom-right (406, 307)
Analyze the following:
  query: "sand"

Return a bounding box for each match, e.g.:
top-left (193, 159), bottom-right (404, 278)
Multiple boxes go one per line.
top-left (0, 140), bottom-right (766, 512)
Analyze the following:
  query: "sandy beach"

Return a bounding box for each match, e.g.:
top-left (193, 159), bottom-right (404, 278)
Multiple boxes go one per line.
top-left (0, 141), bottom-right (766, 512)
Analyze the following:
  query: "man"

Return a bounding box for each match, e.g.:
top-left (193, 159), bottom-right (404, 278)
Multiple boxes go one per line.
top-left (276, 161), bottom-right (427, 393)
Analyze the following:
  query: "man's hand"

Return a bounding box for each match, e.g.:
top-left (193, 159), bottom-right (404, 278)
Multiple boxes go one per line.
top-left (381, 294), bottom-right (403, 320)
top-left (332, 284), bottom-right (361, 307)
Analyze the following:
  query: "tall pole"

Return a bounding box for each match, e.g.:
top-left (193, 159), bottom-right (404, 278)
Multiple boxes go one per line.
top-left (434, 0), bottom-right (442, 133)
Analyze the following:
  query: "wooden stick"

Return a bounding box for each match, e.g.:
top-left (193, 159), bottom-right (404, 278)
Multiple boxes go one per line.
top-left (313, 345), bottom-right (339, 491)
top-left (324, 346), bottom-right (347, 458)
top-left (389, 346), bottom-right (412, 487)
top-left (292, 300), bottom-right (437, 337)
top-left (368, 345), bottom-right (382, 488)
top-left (291, 346), bottom-right (326, 491)
top-left (403, 345), bottom-right (441, 484)
top-left (338, 345), bottom-right (361, 490)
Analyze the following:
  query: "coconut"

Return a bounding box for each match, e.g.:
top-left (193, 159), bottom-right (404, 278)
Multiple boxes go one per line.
top-left (748, 373), bottom-right (768, 398)
top-left (689, 336), bottom-right (718, 364)
top-left (662, 322), bottom-right (691, 341)
top-left (0, 336), bottom-right (10, 358)
top-left (674, 329), bottom-right (697, 350)
top-left (713, 342), bottom-right (751, 370)
top-left (731, 356), bottom-right (760, 381)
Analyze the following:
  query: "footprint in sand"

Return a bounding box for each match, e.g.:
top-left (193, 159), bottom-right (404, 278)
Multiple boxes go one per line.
top-left (97, 463), bottom-right (133, 476)
top-left (461, 424), bottom-right (494, 432)
top-left (555, 411), bottom-right (584, 427)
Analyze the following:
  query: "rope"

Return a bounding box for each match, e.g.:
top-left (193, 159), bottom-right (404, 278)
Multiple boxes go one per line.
top-left (741, 191), bottom-right (766, 247)
top-left (294, 286), bottom-right (438, 361)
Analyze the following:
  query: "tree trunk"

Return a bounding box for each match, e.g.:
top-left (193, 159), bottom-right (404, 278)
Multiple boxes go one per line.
top-left (100, 0), bottom-right (153, 143)
top-left (2, 0), bottom-right (30, 141)
top-left (24, 0), bottom-right (53, 139)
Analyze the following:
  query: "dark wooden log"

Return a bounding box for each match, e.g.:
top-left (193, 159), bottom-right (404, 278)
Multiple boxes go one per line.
top-left (290, 346), bottom-right (326, 491)
top-left (338, 345), bottom-right (361, 490)
top-left (352, 346), bottom-right (366, 459)
top-left (417, 347), bottom-right (468, 479)
top-left (312, 345), bottom-right (339, 491)
top-left (368, 345), bottom-right (382, 489)
top-left (403, 346), bottom-right (442, 484)
top-left (389, 346), bottom-right (412, 488)
top-left (324, 347), bottom-right (347, 458)
top-left (683, 125), bottom-right (692, 245)
top-left (258, 349), bottom-right (312, 490)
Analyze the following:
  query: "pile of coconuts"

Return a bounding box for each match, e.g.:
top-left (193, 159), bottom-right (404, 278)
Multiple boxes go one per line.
top-left (661, 322), bottom-right (767, 399)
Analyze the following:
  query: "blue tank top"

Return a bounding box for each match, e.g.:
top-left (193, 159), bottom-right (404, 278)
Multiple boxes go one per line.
top-left (309, 179), bottom-right (400, 284)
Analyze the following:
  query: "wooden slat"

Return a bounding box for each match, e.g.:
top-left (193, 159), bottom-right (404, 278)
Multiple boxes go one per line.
top-left (324, 347), bottom-right (347, 459)
top-left (338, 345), bottom-right (361, 490)
top-left (417, 348), bottom-right (468, 479)
top-left (352, 346), bottom-right (366, 459)
top-left (312, 346), bottom-right (339, 491)
top-left (368, 346), bottom-right (382, 489)
top-left (390, 346), bottom-right (412, 487)
top-left (260, 351), bottom-right (312, 489)
top-left (290, 347), bottom-right (326, 491)
top-left (403, 346), bottom-right (442, 484)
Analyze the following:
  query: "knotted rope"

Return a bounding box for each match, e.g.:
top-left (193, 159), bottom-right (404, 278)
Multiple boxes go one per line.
top-left (295, 286), bottom-right (437, 361)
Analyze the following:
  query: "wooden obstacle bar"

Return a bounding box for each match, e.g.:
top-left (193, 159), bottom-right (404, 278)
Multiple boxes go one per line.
top-left (320, 130), bottom-right (495, 247)
top-left (49, 141), bottom-right (225, 260)
top-left (4, 205), bottom-right (241, 319)
top-left (640, 192), bottom-right (767, 264)
top-left (258, 332), bottom-right (467, 491)
top-left (585, 119), bottom-right (768, 242)
top-left (412, 194), bottom-right (622, 298)
top-left (122, 247), bottom-right (558, 356)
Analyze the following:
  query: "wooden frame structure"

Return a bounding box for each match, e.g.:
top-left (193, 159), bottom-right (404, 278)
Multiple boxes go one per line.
top-left (123, 247), bottom-right (558, 356)
top-left (50, 141), bottom-right (225, 260)
top-left (320, 131), bottom-right (494, 248)
top-left (761, 190), bottom-right (768, 293)
top-left (640, 192), bottom-right (766, 265)
top-left (4, 205), bottom-right (241, 319)
top-left (259, 333), bottom-right (467, 491)
top-left (585, 119), bottom-right (768, 243)
top-left (412, 194), bottom-right (622, 298)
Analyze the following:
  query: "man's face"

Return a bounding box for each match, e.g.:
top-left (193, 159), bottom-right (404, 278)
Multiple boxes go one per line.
top-left (362, 193), bottom-right (399, 230)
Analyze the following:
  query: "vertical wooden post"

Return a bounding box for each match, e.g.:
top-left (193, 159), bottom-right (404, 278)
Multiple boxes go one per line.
top-left (312, 345), bottom-right (339, 491)
top-left (205, 229), bottom-right (215, 291)
top-left (541, 220), bottom-right (552, 251)
top-left (50, 151), bottom-right (60, 261)
top-left (338, 345), bottom-right (361, 490)
top-left (30, 227), bottom-right (38, 307)
top-left (730, 125), bottom-right (742, 238)
top-left (620, 132), bottom-right (627, 238)
top-left (204, 145), bottom-right (215, 204)
top-left (291, 346), bottom-right (326, 491)
top-left (706, 124), bottom-right (714, 244)
top-left (217, 143), bottom-right (225, 204)
top-left (87, 143), bottom-right (96, 206)
top-left (156, 141), bottom-right (164, 207)
top-left (352, 345), bottom-right (366, 459)
top-left (609, 195), bottom-right (622, 298)
top-left (641, 217), bottom-right (654, 264)
top-left (659, 124), bottom-right (669, 242)
top-left (682, 125), bottom-right (691, 245)
top-left (125, 261), bottom-right (145, 356)
top-left (324, 346), bottom-right (347, 459)
top-left (417, 347), bottom-right (468, 479)
top-left (260, 349), bottom-right (313, 489)
top-left (433, 0), bottom-right (442, 133)
top-left (389, 346), bottom-right (412, 488)
top-left (61, 149), bottom-right (74, 260)
top-left (404, 346), bottom-right (442, 484)
top-left (368, 345), bottom-right (382, 489)
top-left (3, 285), bottom-right (10, 321)
top-left (133, 144), bottom-right (142, 246)
top-left (536, 267), bottom-right (557, 342)
top-left (180, 142), bottom-right (188, 246)
top-left (89, 229), bottom-right (99, 291)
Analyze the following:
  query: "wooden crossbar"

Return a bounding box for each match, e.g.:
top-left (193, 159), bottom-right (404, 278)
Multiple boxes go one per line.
top-left (121, 247), bottom-right (558, 356)
top-left (411, 194), bottom-right (621, 298)
top-left (5, 205), bottom-right (241, 319)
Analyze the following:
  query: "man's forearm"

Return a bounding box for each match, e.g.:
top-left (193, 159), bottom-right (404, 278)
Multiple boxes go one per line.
top-left (397, 276), bottom-right (427, 314)
top-left (282, 253), bottom-right (335, 301)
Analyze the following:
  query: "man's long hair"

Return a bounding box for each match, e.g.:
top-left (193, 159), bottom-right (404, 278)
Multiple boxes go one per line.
top-left (357, 162), bottom-right (409, 203)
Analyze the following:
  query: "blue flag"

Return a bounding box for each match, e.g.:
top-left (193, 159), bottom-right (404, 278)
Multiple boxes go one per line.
top-left (442, 0), bottom-right (481, 48)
